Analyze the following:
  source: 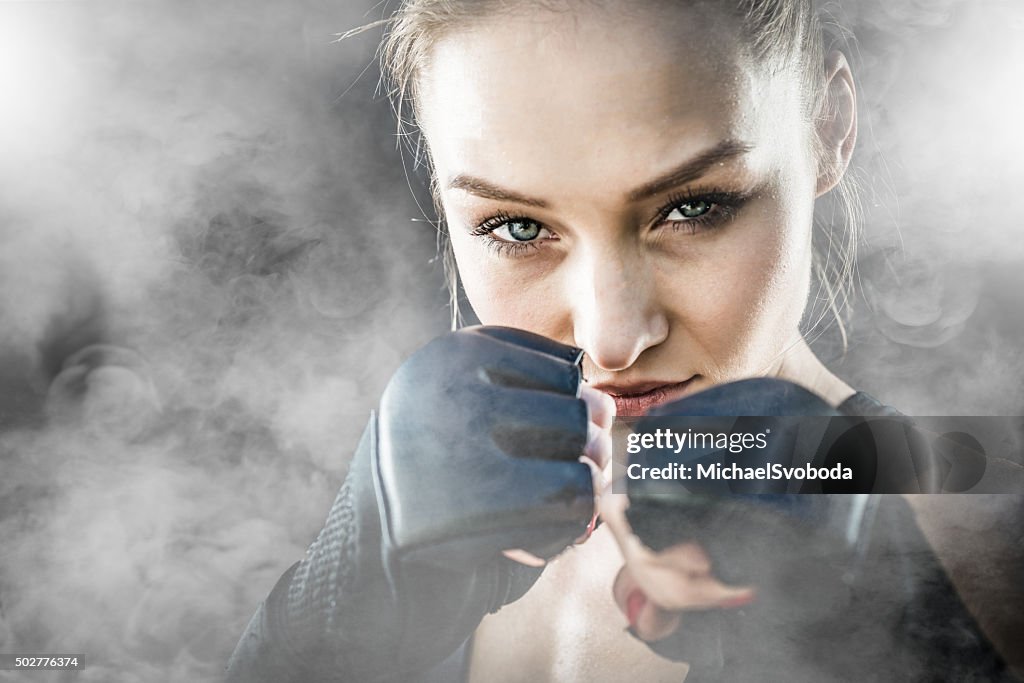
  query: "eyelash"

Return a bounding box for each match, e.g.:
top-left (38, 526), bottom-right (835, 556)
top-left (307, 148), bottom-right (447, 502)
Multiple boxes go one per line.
top-left (470, 211), bottom-right (545, 258)
top-left (655, 188), bottom-right (745, 234)
top-left (470, 187), bottom-right (747, 257)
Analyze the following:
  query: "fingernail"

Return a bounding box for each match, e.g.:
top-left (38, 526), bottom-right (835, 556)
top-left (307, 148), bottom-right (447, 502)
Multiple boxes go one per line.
top-left (626, 589), bottom-right (646, 628)
top-left (720, 592), bottom-right (756, 609)
top-left (575, 511), bottom-right (599, 544)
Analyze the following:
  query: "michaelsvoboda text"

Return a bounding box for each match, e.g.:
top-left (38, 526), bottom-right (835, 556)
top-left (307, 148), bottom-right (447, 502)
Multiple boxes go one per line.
top-left (626, 461), bottom-right (854, 481)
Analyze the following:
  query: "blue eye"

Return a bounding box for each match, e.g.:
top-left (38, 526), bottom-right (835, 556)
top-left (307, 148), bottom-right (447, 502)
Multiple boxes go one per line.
top-left (655, 188), bottom-right (750, 234)
top-left (488, 219), bottom-right (552, 244)
top-left (500, 220), bottom-right (542, 241)
top-left (666, 200), bottom-right (712, 221)
top-left (470, 214), bottom-right (555, 258)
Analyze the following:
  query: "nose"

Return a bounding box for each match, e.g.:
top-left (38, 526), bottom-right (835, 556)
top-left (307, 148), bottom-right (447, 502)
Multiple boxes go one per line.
top-left (568, 246), bottom-right (669, 372)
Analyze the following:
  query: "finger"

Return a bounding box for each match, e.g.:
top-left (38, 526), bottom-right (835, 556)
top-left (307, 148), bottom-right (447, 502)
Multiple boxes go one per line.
top-left (474, 342), bottom-right (582, 395)
top-left (622, 537), bottom-right (755, 610)
top-left (650, 569), bottom-right (756, 612)
top-left (573, 455), bottom-right (605, 545)
top-left (622, 551), bottom-right (757, 613)
top-left (495, 454), bottom-right (594, 559)
top-left (491, 389), bottom-right (588, 461)
top-left (470, 326), bottom-right (584, 365)
top-left (580, 385), bottom-right (616, 430)
top-left (638, 604), bottom-right (682, 642)
top-left (613, 567), bottom-right (683, 641)
top-left (584, 421), bottom-right (613, 471)
top-left (613, 564), bottom-right (756, 644)
top-left (579, 454), bottom-right (608, 493)
top-left (502, 548), bottom-right (548, 568)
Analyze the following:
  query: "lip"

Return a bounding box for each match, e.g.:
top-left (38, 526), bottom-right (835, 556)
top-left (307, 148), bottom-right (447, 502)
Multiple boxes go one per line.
top-left (590, 377), bottom-right (698, 416)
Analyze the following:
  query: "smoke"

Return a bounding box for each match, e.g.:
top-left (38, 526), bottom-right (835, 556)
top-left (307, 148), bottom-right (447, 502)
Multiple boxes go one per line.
top-left (0, 0), bottom-right (445, 681)
top-left (0, 0), bottom-right (1022, 681)
top-left (817, 0), bottom-right (1024, 416)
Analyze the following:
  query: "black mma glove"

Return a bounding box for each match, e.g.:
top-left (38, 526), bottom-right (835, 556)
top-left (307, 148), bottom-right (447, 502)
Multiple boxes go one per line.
top-left (226, 326), bottom-right (596, 683)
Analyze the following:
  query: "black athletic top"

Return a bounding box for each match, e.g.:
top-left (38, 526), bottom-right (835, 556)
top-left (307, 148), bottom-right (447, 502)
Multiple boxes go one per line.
top-left (413, 392), bottom-right (1021, 683)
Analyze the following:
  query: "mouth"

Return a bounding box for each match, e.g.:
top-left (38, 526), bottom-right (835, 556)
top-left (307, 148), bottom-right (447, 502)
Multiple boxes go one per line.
top-left (590, 377), bottom-right (699, 417)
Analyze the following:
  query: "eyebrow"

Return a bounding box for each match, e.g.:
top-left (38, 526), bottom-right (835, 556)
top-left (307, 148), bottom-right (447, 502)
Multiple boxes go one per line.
top-left (446, 139), bottom-right (753, 208)
top-left (626, 139), bottom-right (754, 202)
top-left (447, 174), bottom-right (550, 208)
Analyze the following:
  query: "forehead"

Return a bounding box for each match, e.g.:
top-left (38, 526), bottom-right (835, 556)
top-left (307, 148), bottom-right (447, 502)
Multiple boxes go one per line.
top-left (417, 6), bottom-right (802, 193)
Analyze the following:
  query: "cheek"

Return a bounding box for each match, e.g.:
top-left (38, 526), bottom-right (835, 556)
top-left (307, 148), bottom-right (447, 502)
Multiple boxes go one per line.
top-left (670, 197), bottom-right (812, 377)
top-left (449, 230), bottom-right (569, 335)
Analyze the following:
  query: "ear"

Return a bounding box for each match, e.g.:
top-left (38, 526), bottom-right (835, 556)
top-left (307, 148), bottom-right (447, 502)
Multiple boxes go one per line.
top-left (815, 51), bottom-right (857, 197)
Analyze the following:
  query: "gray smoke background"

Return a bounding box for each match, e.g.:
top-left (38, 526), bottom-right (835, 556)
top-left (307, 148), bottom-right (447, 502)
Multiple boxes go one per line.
top-left (0, 0), bottom-right (1021, 681)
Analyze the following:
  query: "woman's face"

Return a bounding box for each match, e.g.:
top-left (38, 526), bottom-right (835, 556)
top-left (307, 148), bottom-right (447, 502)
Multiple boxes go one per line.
top-left (418, 6), bottom-right (823, 415)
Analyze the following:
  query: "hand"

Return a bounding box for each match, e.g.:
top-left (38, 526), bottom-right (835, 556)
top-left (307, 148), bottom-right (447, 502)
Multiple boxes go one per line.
top-left (504, 383), bottom-right (615, 567)
top-left (601, 378), bottom-right (857, 676)
top-left (375, 326), bottom-right (611, 570)
top-left (600, 380), bottom-right (1018, 682)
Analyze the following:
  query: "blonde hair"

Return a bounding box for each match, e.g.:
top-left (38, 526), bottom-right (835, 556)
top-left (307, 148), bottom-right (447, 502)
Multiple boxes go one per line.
top-left (372, 0), bottom-right (860, 342)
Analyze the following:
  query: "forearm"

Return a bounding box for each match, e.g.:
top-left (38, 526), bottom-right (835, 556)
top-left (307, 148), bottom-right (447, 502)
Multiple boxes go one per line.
top-left (225, 425), bottom-right (402, 683)
top-left (226, 564), bottom-right (325, 683)
top-left (224, 414), bottom-right (550, 682)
